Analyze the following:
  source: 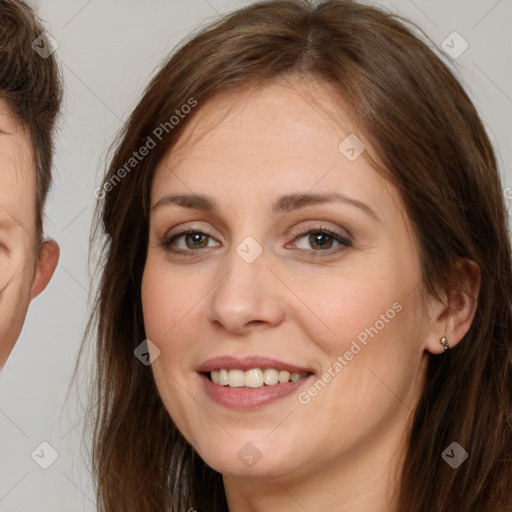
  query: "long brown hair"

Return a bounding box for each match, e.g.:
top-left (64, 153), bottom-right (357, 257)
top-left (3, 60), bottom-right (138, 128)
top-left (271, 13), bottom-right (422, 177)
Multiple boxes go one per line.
top-left (85, 1), bottom-right (512, 510)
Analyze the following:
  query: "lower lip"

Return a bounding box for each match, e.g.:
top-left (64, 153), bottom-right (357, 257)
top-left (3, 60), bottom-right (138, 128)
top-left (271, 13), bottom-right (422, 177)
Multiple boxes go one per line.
top-left (200, 373), bottom-right (313, 410)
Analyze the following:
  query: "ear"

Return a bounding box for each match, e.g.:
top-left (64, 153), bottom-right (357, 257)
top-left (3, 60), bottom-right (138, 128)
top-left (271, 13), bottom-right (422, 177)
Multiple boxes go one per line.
top-left (425, 258), bottom-right (481, 354)
top-left (31, 239), bottom-right (59, 299)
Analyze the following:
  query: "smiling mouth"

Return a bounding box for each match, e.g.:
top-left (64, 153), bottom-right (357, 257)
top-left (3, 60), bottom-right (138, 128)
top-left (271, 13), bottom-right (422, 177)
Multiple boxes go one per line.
top-left (205, 368), bottom-right (312, 388)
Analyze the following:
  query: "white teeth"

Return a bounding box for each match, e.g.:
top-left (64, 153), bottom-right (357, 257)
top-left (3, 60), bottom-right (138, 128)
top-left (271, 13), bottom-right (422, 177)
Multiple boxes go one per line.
top-left (218, 369), bottom-right (229, 386)
top-left (244, 368), bottom-right (264, 388)
top-left (209, 368), bottom-right (308, 388)
top-left (278, 370), bottom-right (290, 383)
top-left (263, 368), bottom-right (279, 385)
top-left (228, 369), bottom-right (245, 387)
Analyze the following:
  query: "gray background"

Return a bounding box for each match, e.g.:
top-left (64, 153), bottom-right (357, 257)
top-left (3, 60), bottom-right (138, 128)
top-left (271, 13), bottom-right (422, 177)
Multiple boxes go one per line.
top-left (0, 0), bottom-right (510, 510)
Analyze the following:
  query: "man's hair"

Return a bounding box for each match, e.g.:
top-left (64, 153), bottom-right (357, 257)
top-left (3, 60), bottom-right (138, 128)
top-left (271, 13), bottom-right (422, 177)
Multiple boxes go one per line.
top-left (0, 0), bottom-right (62, 253)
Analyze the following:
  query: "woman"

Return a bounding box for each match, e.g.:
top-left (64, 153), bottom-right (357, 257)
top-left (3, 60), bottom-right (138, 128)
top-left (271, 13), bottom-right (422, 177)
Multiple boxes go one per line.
top-left (86, 0), bottom-right (512, 510)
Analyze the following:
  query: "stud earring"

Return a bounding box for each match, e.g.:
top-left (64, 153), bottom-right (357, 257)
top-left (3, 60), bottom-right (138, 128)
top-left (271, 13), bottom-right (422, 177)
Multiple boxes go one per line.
top-left (440, 336), bottom-right (450, 351)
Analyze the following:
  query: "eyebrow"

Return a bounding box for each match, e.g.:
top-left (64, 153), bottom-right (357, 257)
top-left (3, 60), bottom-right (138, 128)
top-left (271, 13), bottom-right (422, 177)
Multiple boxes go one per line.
top-left (152, 192), bottom-right (378, 221)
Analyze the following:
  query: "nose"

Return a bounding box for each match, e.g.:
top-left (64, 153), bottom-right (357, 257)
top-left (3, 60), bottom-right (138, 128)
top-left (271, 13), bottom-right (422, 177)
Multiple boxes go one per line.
top-left (207, 243), bottom-right (285, 335)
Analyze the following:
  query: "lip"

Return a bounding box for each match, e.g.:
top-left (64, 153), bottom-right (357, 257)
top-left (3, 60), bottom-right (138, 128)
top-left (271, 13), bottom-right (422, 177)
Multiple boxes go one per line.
top-left (197, 355), bottom-right (315, 410)
top-left (200, 373), bottom-right (314, 410)
top-left (196, 355), bottom-right (313, 374)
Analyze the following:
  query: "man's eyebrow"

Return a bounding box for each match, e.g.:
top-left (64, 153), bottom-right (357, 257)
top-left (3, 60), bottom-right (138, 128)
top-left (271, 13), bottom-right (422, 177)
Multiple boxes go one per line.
top-left (152, 192), bottom-right (378, 221)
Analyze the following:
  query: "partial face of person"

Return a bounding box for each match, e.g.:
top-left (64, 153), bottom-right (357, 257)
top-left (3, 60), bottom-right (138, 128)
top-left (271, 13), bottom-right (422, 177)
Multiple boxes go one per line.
top-left (142, 78), bottom-right (435, 481)
top-left (0, 100), bottom-right (57, 367)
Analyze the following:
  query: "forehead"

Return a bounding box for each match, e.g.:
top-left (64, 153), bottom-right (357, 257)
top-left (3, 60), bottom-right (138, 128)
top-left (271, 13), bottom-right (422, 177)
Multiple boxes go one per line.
top-left (152, 79), bottom-right (401, 223)
top-left (166, 78), bottom-right (357, 165)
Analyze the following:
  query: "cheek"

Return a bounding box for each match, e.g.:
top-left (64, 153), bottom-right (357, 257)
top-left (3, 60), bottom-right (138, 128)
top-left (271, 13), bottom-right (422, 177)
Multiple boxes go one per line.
top-left (141, 257), bottom-right (203, 355)
top-left (141, 261), bottom-right (207, 443)
top-left (298, 277), bottom-right (425, 429)
top-left (0, 268), bottom-right (33, 362)
top-left (289, 257), bottom-right (416, 355)
top-left (142, 256), bottom-right (180, 330)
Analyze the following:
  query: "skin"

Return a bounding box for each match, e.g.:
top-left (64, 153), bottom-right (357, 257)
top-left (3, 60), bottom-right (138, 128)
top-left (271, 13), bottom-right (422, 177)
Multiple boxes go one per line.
top-left (141, 78), bottom-right (480, 512)
top-left (0, 99), bottom-right (59, 368)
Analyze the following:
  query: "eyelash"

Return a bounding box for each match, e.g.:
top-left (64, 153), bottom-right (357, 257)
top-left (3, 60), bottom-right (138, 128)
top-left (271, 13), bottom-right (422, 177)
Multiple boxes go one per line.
top-left (162, 225), bottom-right (352, 258)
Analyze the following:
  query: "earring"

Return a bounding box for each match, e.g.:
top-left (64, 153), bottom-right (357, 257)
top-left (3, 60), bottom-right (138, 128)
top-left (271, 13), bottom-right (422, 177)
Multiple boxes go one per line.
top-left (440, 336), bottom-right (450, 351)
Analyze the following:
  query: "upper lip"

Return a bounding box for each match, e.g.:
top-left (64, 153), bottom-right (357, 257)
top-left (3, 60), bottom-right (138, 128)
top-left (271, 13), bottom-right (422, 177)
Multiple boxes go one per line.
top-left (197, 355), bottom-right (314, 374)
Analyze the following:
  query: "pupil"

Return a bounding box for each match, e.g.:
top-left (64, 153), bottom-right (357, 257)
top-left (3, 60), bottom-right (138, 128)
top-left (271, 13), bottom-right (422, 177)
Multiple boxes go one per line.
top-left (188, 233), bottom-right (206, 248)
top-left (311, 233), bottom-right (330, 249)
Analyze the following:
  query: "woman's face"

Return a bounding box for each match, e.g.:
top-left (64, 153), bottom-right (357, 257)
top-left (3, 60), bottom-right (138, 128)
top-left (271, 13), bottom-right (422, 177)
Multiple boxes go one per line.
top-left (142, 78), bottom-right (434, 481)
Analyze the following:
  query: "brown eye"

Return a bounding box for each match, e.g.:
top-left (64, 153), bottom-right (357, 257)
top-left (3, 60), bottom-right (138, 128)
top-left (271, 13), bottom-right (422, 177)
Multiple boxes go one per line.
top-left (183, 232), bottom-right (209, 249)
top-left (291, 227), bottom-right (352, 255)
top-left (305, 232), bottom-right (336, 250)
top-left (163, 229), bottom-right (219, 254)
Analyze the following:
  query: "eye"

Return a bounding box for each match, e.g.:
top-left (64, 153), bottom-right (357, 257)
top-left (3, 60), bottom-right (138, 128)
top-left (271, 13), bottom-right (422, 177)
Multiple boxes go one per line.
top-left (162, 229), bottom-right (220, 255)
top-left (288, 225), bottom-right (352, 257)
top-left (162, 224), bottom-right (352, 257)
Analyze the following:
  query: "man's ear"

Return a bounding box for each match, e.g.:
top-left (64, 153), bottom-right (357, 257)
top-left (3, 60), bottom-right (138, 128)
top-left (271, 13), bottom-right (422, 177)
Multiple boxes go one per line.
top-left (31, 239), bottom-right (59, 299)
top-left (425, 258), bottom-right (481, 354)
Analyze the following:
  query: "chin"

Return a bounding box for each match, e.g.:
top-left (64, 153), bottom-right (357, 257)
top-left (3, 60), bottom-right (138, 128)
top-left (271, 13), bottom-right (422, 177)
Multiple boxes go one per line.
top-left (192, 433), bottom-right (300, 478)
